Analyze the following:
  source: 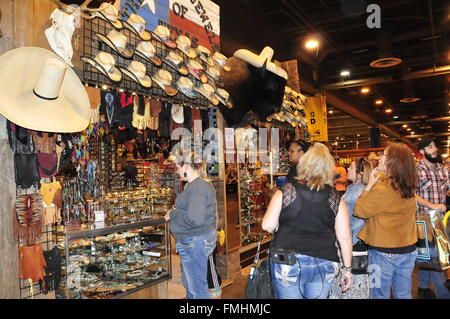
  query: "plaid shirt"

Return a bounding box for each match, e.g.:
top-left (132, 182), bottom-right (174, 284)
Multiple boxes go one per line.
top-left (416, 160), bottom-right (450, 213)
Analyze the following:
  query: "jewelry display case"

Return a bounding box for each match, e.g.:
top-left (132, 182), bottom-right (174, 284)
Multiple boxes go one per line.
top-left (56, 218), bottom-right (171, 299)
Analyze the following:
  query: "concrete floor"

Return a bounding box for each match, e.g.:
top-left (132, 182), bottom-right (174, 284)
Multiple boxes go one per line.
top-left (168, 253), bottom-right (438, 299)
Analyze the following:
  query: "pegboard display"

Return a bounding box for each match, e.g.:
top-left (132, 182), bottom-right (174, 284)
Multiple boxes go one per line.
top-left (82, 17), bottom-right (213, 108)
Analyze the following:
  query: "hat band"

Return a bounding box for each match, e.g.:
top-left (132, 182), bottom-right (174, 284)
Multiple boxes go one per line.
top-left (33, 89), bottom-right (58, 101)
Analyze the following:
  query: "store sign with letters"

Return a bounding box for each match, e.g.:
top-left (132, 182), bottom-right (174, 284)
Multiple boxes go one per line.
top-left (120, 0), bottom-right (220, 52)
top-left (305, 93), bottom-right (328, 142)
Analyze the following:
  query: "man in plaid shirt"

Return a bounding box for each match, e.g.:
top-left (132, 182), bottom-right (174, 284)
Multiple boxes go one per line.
top-left (415, 136), bottom-right (450, 299)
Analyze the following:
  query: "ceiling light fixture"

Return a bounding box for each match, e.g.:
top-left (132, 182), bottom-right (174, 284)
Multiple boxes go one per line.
top-left (393, 116), bottom-right (399, 119)
top-left (375, 99), bottom-right (383, 105)
top-left (385, 108), bottom-right (392, 113)
top-left (402, 124), bottom-right (408, 128)
top-left (340, 70), bottom-right (350, 77)
top-left (411, 131), bottom-right (415, 135)
top-left (407, 128), bottom-right (411, 131)
top-left (305, 39), bottom-right (319, 49)
top-left (360, 87), bottom-right (370, 94)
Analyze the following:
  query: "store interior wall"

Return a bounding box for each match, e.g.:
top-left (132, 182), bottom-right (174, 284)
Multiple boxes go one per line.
top-left (0, 115), bottom-right (19, 299)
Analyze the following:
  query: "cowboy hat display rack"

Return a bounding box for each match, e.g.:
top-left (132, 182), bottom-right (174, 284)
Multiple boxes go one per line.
top-left (81, 15), bottom-right (213, 108)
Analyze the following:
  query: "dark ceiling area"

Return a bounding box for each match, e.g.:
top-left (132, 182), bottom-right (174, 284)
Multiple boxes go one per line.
top-left (215, 0), bottom-right (450, 151)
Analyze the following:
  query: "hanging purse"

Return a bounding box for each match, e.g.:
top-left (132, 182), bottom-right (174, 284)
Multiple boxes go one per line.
top-left (14, 153), bottom-right (41, 189)
top-left (13, 194), bottom-right (43, 246)
top-left (245, 232), bottom-right (274, 299)
top-left (416, 210), bottom-right (450, 272)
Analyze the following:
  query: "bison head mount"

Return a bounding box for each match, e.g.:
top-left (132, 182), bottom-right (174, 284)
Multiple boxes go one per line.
top-left (219, 47), bottom-right (288, 127)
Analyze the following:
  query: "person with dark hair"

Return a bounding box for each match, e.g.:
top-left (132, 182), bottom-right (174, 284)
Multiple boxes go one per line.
top-left (354, 142), bottom-right (418, 299)
top-left (287, 140), bottom-right (310, 184)
top-left (415, 136), bottom-right (450, 299)
top-left (164, 153), bottom-right (218, 299)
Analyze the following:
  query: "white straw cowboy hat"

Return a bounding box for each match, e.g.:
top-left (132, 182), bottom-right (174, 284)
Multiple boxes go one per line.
top-left (0, 47), bottom-right (91, 132)
top-left (176, 76), bottom-right (197, 99)
top-left (187, 59), bottom-right (207, 83)
top-left (120, 61), bottom-right (152, 88)
top-left (163, 50), bottom-right (189, 76)
top-left (86, 2), bottom-right (123, 29)
top-left (195, 83), bottom-right (219, 106)
top-left (205, 65), bottom-right (221, 82)
top-left (215, 88), bottom-right (233, 109)
top-left (153, 25), bottom-right (176, 48)
top-left (152, 69), bottom-right (178, 96)
top-left (196, 45), bottom-right (211, 63)
top-left (81, 51), bottom-right (122, 83)
top-left (122, 14), bottom-right (151, 41)
top-left (96, 30), bottom-right (134, 59)
top-left (171, 104), bottom-right (184, 124)
top-left (207, 52), bottom-right (231, 72)
top-left (176, 35), bottom-right (197, 59)
top-left (234, 46), bottom-right (288, 79)
top-left (135, 41), bottom-right (162, 66)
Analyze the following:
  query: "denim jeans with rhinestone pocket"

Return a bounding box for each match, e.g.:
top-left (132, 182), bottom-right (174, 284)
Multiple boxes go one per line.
top-left (270, 253), bottom-right (338, 299)
top-left (176, 230), bottom-right (217, 299)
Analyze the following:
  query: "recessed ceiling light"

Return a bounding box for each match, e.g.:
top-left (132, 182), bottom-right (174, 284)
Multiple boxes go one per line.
top-left (418, 138), bottom-right (422, 140)
top-left (407, 128), bottom-right (411, 131)
top-left (402, 124), bottom-right (408, 128)
top-left (360, 87), bottom-right (370, 94)
top-left (385, 108), bottom-right (393, 113)
top-left (305, 39), bottom-right (319, 49)
top-left (411, 131), bottom-right (415, 135)
top-left (393, 116), bottom-right (399, 119)
top-left (328, 110), bottom-right (334, 114)
top-left (375, 99), bottom-right (383, 105)
top-left (340, 70), bottom-right (350, 77)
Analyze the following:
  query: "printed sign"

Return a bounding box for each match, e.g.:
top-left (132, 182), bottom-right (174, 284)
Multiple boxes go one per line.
top-left (305, 93), bottom-right (328, 142)
top-left (120, 0), bottom-right (220, 52)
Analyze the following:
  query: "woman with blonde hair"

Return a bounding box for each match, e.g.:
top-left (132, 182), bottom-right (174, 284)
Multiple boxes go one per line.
top-left (262, 143), bottom-right (352, 299)
top-left (165, 152), bottom-right (218, 299)
top-left (354, 142), bottom-right (418, 299)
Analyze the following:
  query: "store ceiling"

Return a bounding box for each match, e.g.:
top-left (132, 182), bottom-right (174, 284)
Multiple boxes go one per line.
top-left (215, 0), bottom-right (450, 151)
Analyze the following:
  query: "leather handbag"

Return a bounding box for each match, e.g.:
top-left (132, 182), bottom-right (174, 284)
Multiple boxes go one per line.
top-left (245, 233), bottom-right (274, 299)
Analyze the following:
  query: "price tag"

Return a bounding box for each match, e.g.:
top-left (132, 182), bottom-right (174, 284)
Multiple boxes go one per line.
top-left (143, 251), bottom-right (161, 257)
top-left (94, 210), bottom-right (105, 222)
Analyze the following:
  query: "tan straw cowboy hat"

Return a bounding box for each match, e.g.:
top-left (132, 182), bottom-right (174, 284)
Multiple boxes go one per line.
top-left (0, 47), bottom-right (91, 132)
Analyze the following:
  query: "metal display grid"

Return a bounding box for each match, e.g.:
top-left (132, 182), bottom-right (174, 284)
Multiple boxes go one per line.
top-left (82, 17), bottom-right (212, 108)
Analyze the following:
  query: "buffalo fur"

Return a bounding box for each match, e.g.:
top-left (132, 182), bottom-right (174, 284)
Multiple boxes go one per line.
top-left (219, 56), bottom-right (287, 127)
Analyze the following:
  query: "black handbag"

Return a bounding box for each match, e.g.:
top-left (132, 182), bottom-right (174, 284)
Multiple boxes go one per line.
top-left (42, 246), bottom-right (62, 293)
top-left (245, 234), bottom-right (274, 299)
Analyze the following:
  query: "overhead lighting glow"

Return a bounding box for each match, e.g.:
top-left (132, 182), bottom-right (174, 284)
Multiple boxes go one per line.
top-left (375, 99), bottom-right (383, 105)
top-left (402, 124), bottom-right (408, 128)
top-left (340, 70), bottom-right (350, 77)
top-left (360, 87), bottom-right (370, 94)
top-left (407, 128), bottom-right (411, 131)
top-left (385, 108), bottom-right (393, 113)
top-left (411, 131), bottom-right (415, 135)
top-left (393, 116), bottom-right (399, 119)
top-left (305, 39), bottom-right (319, 49)
top-left (328, 110), bottom-right (334, 114)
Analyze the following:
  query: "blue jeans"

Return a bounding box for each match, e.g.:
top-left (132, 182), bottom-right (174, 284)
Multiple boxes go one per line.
top-left (176, 230), bottom-right (217, 299)
top-left (270, 253), bottom-right (338, 299)
top-left (368, 249), bottom-right (417, 299)
top-left (418, 269), bottom-right (450, 299)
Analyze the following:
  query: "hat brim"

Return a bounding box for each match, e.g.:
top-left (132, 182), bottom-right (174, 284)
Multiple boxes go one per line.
top-left (152, 75), bottom-right (178, 96)
top-left (95, 33), bottom-right (134, 59)
top-left (153, 33), bottom-right (177, 48)
top-left (120, 68), bottom-right (152, 88)
top-left (176, 83), bottom-right (197, 99)
top-left (135, 50), bottom-right (162, 67)
top-left (188, 67), bottom-right (208, 84)
top-left (81, 56), bottom-right (122, 83)
top-left (207, 57), bottom-right (231, 72)
top-left (121, 20), bottom-right (152, 41)
top-left (163, 58), bottom-right (189, 76)
top-left (195, 87), bottom-right (219, 106)
top-left (97, 12), bottom-right (123, 29)
top-left (178, 47), bottom-right (197, 59)
top-left (0, 47), bottom-right (92, 133)
top-left (171, 106), bottom-right (184, 124)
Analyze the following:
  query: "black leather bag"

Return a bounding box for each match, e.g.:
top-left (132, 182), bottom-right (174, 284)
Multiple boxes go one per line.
top-left (14, 153), bottom-right (40, 189)
top-left (42, 246), bottom-right (62, 293)
top-left (245, 235), bottom-right (274, 299)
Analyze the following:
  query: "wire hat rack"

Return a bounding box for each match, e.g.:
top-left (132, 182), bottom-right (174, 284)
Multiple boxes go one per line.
top-left (82, 17), bottom-right (214, 108)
